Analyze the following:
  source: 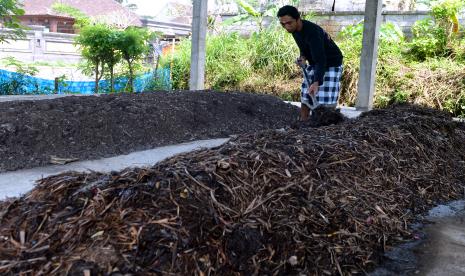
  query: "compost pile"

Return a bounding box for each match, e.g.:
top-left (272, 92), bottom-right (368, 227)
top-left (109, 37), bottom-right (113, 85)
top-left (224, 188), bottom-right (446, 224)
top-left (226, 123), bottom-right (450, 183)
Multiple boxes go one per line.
top-left (0, 91), bottom-right (298, 172)
top-left (1, 105), bottom-right (465, 275)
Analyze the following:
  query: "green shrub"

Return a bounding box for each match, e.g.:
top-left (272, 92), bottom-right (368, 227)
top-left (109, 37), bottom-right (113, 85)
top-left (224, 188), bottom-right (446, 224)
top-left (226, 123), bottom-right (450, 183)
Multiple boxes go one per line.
top-left (409, 18), bottom-right (448, 60)
top-left (444, 93), bottom-right (465, 118)
top-left (0, 57), bottom-right (40, 95)
top-left (392, 89), bottom-right (410, 104)
top-left (431, 0), bottom-right (464, 36)
top-left (408, 0), bottom-right (464, 61)
top-left (338, 21), bottom-right (405, 44)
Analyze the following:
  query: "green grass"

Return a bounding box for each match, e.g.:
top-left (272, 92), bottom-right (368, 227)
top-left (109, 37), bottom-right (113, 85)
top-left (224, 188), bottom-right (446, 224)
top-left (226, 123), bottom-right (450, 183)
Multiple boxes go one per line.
top-left (164, 23), bottom-right (465, 117)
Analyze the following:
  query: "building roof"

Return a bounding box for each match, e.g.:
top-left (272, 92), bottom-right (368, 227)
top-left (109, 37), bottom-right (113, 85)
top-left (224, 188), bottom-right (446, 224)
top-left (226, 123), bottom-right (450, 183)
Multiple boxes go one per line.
top-left (22, 0), bottom-right (142, 27)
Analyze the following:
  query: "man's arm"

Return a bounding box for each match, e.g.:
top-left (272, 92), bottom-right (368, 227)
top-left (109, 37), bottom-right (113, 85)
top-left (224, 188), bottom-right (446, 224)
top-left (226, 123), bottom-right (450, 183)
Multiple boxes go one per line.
top-left (308, 26), bottom-right (327, 86)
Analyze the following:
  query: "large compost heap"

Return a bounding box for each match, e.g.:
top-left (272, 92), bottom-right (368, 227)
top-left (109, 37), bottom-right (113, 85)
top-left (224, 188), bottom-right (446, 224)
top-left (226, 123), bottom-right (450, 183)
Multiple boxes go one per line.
top-left (0, 91), bottom-right (298, 172)
top-left (1, 104), bottom-right (465, 275)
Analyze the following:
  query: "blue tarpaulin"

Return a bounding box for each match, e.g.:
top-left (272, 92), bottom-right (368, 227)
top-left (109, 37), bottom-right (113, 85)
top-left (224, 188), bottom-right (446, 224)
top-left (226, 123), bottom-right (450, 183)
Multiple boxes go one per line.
top-left (0, 68), bottom-right (171, 95)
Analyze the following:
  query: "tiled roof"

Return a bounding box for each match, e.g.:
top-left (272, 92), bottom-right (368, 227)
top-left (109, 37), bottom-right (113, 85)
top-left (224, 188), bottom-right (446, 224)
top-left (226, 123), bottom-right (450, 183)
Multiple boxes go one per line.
top-left (22, 0), bottom-right (142, 26)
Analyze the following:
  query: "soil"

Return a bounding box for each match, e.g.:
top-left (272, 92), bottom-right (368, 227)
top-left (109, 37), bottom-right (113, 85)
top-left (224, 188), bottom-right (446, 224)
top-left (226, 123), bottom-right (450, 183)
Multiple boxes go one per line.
top-left (0, 91), bottom-right (300, 172)
top-left (3, 90), bottom-right (465, 275)
top-left (1, 104), bottom-right (464, 275)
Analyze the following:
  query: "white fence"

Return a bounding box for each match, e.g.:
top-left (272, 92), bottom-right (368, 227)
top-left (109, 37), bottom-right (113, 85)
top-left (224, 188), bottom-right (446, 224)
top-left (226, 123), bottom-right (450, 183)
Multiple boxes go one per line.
top-left (0, 20), bottom-right (191, 64)
top-left (0, 26), bottom-right (81, 63)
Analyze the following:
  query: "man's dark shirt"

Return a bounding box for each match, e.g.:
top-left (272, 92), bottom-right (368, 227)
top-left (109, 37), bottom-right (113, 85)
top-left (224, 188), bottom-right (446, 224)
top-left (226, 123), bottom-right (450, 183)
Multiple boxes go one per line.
top-left (292, 20), bottom-right (343, 84)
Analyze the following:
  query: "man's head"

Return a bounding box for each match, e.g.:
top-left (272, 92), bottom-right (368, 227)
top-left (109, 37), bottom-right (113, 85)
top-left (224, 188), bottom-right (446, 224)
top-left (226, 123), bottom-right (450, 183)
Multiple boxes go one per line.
top-left (277, 5), bottom-right (302, 33)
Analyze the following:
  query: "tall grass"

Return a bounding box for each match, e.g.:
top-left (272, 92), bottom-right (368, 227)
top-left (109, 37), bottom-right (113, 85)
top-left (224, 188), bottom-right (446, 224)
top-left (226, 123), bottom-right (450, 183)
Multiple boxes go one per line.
top-left (337, 21), bottom-right (465, 117)
top-left (337, 22), bottom-right (406, 106)
top-left (168, 39), bottom-right (191, 90)
top-left (165, 16), bottom-right (465, 117)
top-left (162, 26), bottom-right (298, 92)
top-left (248, 26), bottom-right (298, 76)
top-left (205, 33), bottom-right (251, 89)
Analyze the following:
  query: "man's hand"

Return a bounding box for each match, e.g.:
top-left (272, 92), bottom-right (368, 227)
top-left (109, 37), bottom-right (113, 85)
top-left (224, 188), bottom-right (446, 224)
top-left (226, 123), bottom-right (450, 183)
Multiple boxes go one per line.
top-left (309, 81), bottom-right (319, 95)
top-left (295, 56), bottom-right (307, 67)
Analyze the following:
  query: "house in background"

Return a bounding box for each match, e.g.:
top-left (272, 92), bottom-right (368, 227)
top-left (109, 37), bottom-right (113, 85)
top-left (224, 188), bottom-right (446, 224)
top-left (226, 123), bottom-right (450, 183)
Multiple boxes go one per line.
top-left (138, 0), bottom-right (193, 25)
top-left (19, 0), bottom-right (142, 33)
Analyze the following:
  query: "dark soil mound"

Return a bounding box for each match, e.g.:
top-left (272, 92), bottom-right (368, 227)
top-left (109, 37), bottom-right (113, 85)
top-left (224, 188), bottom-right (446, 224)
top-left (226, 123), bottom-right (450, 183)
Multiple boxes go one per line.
top-left (0, 91), bottom-right (298, 172)
top-left (1, 105), bottom-right (464, 275)
top-left (291, 105), bottom-right (346, 129)
top-left (310, 105), bottom-right (345, 126)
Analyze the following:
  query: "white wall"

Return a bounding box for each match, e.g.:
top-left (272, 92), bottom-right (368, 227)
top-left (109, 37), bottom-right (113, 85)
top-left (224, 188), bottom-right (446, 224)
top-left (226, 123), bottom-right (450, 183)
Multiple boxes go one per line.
top-left (0, 26), bottom-right (81, 64)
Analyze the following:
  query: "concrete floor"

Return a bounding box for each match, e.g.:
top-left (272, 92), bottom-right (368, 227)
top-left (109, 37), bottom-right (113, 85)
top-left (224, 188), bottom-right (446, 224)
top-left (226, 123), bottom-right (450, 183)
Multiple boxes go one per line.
top-left (0, 138), bottom-right (229, 199)
top-left (415, 201), bottom-right (465, 276)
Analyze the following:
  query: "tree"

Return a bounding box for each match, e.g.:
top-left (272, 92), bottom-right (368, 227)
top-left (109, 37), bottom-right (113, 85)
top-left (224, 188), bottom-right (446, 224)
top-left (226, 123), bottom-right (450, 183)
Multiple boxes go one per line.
top-left (0, 0), bottom-right (25, 43)
top-left (116, 27), bottom-right (152, 92)
top-left (105, 29), bottom-right (122, 93)
top-left (224, 0), bottom-right (300, 31)
top-left (76, 24), bottom-right (155, 93)
top-left (52, 3), bottom-right (91, 30)
top-left (75, 24), bottom-right (114, 93)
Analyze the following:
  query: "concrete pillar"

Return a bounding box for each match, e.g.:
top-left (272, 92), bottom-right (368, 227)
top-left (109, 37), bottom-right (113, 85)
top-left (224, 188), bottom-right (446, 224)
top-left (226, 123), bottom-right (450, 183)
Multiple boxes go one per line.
top-left (356, 0), bottom-right (383, 111)
top-left (189, 0), bottom-right (208, 90)
top-left (33, 28), bottom-right (44, 62)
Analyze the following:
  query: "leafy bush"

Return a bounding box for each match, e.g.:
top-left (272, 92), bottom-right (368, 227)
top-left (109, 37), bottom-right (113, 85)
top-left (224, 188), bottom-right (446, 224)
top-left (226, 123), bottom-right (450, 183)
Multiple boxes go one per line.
top-left (444, 93), bottom-right (465, 118)
top-left (431, 0), bottom-right (464, 35)
top-left (164, 33), bottom-right (250, 90)
top-left (409, 18), bottom-right (448, 60)
top-left (75, 24), bottom-right (154, 93)
top-left (166, 39), bottom-right (191, 90)
top-left (338, 21), bottom-right (405, 44)
top-left (0, 0), bottom-right (25, 43)
top-left (408, 0), bottom-right (464, 61)
top-left (336, 18), bottom-right (465, 117)
top-left (0, 57), bottom-right (41, 95)
top-left (52, 3), bottom-right (91, 30)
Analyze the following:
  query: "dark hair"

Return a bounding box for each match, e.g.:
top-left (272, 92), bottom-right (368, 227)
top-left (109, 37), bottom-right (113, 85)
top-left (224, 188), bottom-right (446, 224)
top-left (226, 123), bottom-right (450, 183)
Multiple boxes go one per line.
top-left (277, 5), bottom-right (300, 19)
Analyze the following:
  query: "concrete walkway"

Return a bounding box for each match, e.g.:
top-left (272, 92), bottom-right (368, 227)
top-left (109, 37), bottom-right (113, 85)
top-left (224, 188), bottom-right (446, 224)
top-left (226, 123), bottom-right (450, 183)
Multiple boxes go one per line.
top-left (415, 201), bottom-right (465, 276)
top-left (0, 138), bottom-right (229, 200)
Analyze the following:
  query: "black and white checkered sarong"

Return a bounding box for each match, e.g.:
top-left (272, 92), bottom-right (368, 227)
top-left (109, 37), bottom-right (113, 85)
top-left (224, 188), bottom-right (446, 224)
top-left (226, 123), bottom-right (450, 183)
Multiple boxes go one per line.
top-left (301, 65), bottom-right (343, 106)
